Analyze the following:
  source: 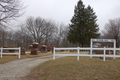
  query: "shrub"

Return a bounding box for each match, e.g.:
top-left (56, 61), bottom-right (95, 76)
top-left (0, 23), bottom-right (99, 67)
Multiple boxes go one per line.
top-left (8, 46), bottom-right (15, 52)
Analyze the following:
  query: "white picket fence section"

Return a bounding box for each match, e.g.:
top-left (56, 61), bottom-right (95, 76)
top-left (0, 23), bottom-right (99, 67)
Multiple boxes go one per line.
top-left (53, 47), bottom-right (120, 61)
top-left (0, 47), bottom-right (21, 59)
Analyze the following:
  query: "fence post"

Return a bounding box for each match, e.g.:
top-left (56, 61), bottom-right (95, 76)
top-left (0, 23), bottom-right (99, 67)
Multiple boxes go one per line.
top-left (114, 40), bottom-right (116, 60)
top-left (90, 40), bottom-right (93, 59)
top-left (77, 47), bottom-right (79, 60)
top-left (1, 47), bottom-right (2, 58)
top-left (90, 48), bottom-right (92, 59)
top-left (53, 47), bottom-right (55, 60)
top-left (18, 47), bottom-right (21, 59)
top-left (113, 48), bottom-right (116, 60)
top-left (103, 47), bottom-right (105, 61)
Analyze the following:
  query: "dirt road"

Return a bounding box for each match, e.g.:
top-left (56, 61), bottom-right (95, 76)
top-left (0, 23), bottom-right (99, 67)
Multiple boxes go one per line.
top-left (0, 55), bottom-right (61, 80)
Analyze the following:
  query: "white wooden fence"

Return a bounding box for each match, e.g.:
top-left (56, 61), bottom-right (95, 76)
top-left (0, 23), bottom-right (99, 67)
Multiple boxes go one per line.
top-left (53, 47), bottom-right (120, 61)
top-left (0, 47), bottom-right (21, 59)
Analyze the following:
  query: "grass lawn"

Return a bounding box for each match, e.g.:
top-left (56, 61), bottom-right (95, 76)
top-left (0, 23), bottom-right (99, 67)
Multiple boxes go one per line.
top-left (0, 51), bottom-right (53, 64)
top-left (24, 57), bottom-right (120, 80)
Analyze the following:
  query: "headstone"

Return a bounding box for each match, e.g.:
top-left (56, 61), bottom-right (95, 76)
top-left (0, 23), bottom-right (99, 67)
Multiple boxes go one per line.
top-left (69, 50), bottom-right (73, 52)
top-left (31, 49), bottom-right (37, 55)
top-left (21, 48), bottom-right (25, 55)
top-left (30, 42), bottom-right (39, 55)
top-left (41, 45), bottom-right (47, 53)
top-left (95, 50), bottom-right (111, 54)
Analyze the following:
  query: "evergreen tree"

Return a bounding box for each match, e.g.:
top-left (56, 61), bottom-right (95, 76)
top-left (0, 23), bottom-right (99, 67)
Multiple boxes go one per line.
top-left (84, 5), bottom-right (100, 46)
top-left (67, 0), bottom-right (100, 47)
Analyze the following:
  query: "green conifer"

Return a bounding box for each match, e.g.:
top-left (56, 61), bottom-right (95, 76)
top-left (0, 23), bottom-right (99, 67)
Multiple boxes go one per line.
top-left (67, 0), bottom-right (100, 47)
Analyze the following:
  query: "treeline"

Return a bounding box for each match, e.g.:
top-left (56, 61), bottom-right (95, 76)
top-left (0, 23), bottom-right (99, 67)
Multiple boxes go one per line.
top-left (1, 17), bottom-right (120, 49)
top-left (101, 18), bottom-right (120, 47)
top-left (0, 16), bottom-right (71, 50)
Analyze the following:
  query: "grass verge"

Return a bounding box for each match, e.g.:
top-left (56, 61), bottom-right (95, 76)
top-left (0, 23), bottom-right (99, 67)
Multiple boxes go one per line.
top-left (0, 51), bottom-right (52, 64)
top-left (24, 57), bottom-right (120, 80)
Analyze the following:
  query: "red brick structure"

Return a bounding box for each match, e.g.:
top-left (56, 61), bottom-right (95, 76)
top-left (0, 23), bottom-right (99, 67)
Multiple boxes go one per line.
top-left (30, 42), bottom-right (39, 55)
top-left (21, 48), bottom-right (26, 55)
top-left (29, 44), bottom-right (57, 53)
top-left (94, 50), bottom-right (113, 54)
top-left (41, 45), bottom-right (47, 53)
top-left (94, 47), bottom-right (114, 54)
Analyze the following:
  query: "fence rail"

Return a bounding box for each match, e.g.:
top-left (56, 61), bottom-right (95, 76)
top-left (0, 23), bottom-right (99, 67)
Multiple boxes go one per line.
top-left (0, 47), bottom-right (21, 59)
top-left (53, 47), bottom-right (120, 61)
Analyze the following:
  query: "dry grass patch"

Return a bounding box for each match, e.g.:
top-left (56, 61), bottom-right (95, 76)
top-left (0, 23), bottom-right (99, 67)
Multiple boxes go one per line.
top-left (0, 51), bottom-right (53, 64)
top-left (24, 57), bottom-right (120, 80)
top-left (55, 51), bottom-right (89, 54)
top-left (0, 55), bottom-right (19, 64)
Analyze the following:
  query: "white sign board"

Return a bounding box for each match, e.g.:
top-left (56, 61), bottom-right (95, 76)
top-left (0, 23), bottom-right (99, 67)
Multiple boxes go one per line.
top-left (91, 39), bottom-right (116, 48)
top-left (91, 39), bottom-right (115, 42)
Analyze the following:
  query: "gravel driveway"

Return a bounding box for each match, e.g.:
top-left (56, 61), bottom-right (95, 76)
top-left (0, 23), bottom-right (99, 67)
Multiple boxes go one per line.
top-left (0, 55), bottom-right (62, 80)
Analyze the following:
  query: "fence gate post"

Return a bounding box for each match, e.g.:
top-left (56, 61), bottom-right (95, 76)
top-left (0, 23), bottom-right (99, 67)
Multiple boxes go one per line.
top-left (103, 47), bottom-right (105, 61)
top-left (77, 47), bottom-right (79, 60)
top-left (53, 47), bottom-right (55, 60)
top-left (1, 47), bottom-right (2, 58)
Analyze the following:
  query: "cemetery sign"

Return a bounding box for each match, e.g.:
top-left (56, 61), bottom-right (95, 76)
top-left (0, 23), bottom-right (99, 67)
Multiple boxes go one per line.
top-left (91, 39), bottom-right (115, 42)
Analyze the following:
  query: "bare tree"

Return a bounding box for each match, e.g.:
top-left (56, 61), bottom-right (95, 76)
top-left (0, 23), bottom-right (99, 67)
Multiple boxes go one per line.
top-left (11, 29), bottom-right (32, 49)
top-left (0, 0), bottom-right (25, 27)
top-left (5, 31), bottom-right (16, 46)
top-left (0, 27), bottom-right (7, 46)
top-left (60, 26), bottom-right (69, 47)
top-left (24, 17), bottom-right (45, 43)
top-left (53, 23), bottom-right (67, 47)
top-left (24, 17), bottom-right (56, 44)
top-left (102, 18), bottom-right (120, 47)
top-left (43, 20), bottom-right (55, 45)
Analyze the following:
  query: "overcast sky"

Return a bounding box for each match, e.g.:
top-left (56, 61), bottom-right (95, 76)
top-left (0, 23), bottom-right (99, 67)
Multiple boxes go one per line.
top-left (19, 0), bottom-right (120, 31)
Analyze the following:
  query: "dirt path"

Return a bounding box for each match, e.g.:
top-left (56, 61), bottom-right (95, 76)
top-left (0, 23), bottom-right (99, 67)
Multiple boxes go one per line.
top-left (0, 55), bottom-right (62, 80)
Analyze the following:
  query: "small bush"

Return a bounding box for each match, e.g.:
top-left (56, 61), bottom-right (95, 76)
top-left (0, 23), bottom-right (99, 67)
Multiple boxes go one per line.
top-left (8, 46), bottom-right (15, 52)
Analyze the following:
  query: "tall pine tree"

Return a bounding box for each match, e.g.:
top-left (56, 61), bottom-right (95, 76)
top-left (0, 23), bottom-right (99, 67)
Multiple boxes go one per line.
top-left (85, 5), bottom-right (99, 46)
top-left (67, 0), bottom-right (99, 47)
